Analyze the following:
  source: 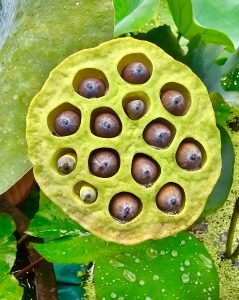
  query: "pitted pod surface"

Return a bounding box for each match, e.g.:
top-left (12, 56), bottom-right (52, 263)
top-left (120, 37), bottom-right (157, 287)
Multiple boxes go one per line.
top-left (26, 38), bottom-right (221, 245)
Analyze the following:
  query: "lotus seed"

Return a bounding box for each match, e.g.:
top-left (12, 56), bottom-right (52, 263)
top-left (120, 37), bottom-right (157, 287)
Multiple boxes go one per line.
top-left (109, 193), bottom-right (141, 222)
top-left (132, 155), bottom-right (159, 186)
top-left (93, 112), bottom-right (121, 137)
top-left (156, 183), bottom-right (184, 214)
top-left (78, 78), bottom-right (106, 98)
top-left (125, 100), bottom-right (145, 120)
top-left (89, 149), bottom-right (119, 178)
top-left (54, 110), bottom-right (80, 136)
top-left (161, 90), bottom-right (186, 116)
top-left (121, 62), bottom-right (150, 84)
top-left (176, 142), bottom-right (202, 170)
top-left (57, 153), bottom-right (76, 175)
top-left (79, 185), bottom-right (97, 204)
top-left (143, 121), bottom-right (172, 148)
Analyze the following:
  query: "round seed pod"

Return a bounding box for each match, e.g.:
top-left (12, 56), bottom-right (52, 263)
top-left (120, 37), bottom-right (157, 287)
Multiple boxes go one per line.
top-left (89, 149), bottom-right (119, 178)
top-left (160, 90), bottom-right (186, 116)
top-left (54, 110), bottom-right (80, 136)
top-left (143, 121), bottom-right (172, 148)
top-left (78, 78), bottom-right (106, 98)
top-left (57, 153), bottom-right (76, 175)
top-left (156, 183), bottom-right (184, 214)
top-left (79, 185), bottom-right (97, 204)
top-left (109, 193), bottom-right (141, 222)
top-left (93, 112), bottom-right (121, 138)
top-left (121, 62), bottom-right (150, 84)
top-left (132, 155), bottom-right (159, 186)
top-left (176, 142), bottom-right (202, 170)
top-left (125, 100), bottom-right (145, 120)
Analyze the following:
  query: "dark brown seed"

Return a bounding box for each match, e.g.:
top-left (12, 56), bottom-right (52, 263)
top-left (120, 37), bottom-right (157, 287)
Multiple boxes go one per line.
top-left (109, 193), bottom-right (141, 222)
top-left (93, 112), bottom-right (121, 138)
top-left (156, 183), bottom-right (184, 214)
top-left (125, 100), bottom-right (145, 120)
top-left (57, 154), bottom-right (76, 175)
top-left (143, 122), bottom-right (172, 148)
top-left (160, 90), bottom-right (186, 116)
top-left (132, 155), bottom-right (159, 186)
top-left (78, 78), bottom-right (106, 98)
top-left (54, 111), bottom-right (80, 136)
top-left (121, 62), bottom-right (150, 84)
top-left (176, 142), bottom-right (202, 170)
top-left (89, 149), bottom-right (119, 178)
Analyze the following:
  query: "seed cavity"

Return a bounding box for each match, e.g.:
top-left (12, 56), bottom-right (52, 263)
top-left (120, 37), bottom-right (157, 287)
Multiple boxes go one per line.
top-left (121, 62), bottom-right (150, 84)
top-left (79, 185), bottom-right (97, 204)
top-left (54, 110), bottom-right (80, 136)
top-left (89, 149), bottom-right (120, 178)
top-left (156, 183), bottom-right (184, 214)
top-left (57, 153), bottom-right (76, 175)
top-left (143, 120), bottom-right (174, 149)
top-left (92, 112), bottom-right (121, 138)
top-left (109, 192), bottom-right (142, 222)
top-left (125, 99), bottom-right (145, 120)
top-left (176, 141), bottom-right (203, 170)
top-left (78, 78), bottom-right (106, 98)
top-left (160, 90), bottom-right (186, 116)
top-left (131, 154), bottom-right (160, 186)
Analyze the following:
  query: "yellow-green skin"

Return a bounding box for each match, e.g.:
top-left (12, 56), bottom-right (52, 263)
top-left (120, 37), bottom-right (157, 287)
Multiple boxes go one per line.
top-left (26, 38), bottom-right (221, 245)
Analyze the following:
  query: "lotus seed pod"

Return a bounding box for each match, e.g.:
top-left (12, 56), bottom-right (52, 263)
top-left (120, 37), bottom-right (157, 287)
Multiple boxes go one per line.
top-left (93, 112), bottom-right (121, 137)
top-left (79, 185), bottom-right (97, 204)
top-left (176, 142), bottom-right (202, 170)
top-left (156, 183), bottom-right (184, 214)
top-left (143, 121), bottom-right (172, 148)
top-left (89, 149), bottom-right (119, 178)
top-left (125, 100), bottom-right (145, 120)
top-left (78, 78), bottom-right (106, 98)
top-left (132, 155), bottom-right (159, 186)
top-left (121, 62), bottom-right (150, 84)
top-left (54, 110), bottom-right (80, 136)
top-left (109, 193), bottom-right (141, 222)
top-left (160, 90), bottom-right (186, 116)
top-left (26, 37), bottom-right (221, 245)
top-left (57, 153), bottom-right (76, 175)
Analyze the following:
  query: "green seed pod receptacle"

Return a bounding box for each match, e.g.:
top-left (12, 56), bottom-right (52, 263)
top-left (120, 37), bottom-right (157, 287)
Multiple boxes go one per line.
top-left (26, 38), bottom-right (221, 245)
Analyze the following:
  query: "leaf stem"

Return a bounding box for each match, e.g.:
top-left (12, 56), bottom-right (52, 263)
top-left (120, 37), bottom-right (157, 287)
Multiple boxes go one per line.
top-left (224, 197), bottom-right (239, 258)
top-left (14, 256), bottom-right (44, 279)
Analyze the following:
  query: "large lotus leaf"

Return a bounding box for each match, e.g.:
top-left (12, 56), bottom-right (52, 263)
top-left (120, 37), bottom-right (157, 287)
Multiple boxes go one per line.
top-left (29, 194), bottom-right (218, 298)
top-left (0, 213), bottom-right (23, 300)
top-left (33, 231), bottom-right (219, 300)
top-left (192, 0), bottom-right (239, 49)
top-left (0, 0), bottom-right (114, 195)
top-left (27, 192), bottom-right (84, 239)
top-left (200, 125), bottom-right (234, 218)
top-left (185, 36), bottom-right (239, 107)
top-left (114, 0), bottom-right (160, 36)
top-left (167, 0), bottom-right (234, 52)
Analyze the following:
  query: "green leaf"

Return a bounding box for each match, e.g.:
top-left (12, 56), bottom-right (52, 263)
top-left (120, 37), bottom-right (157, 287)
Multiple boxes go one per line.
top-left (200, 125), bottom-right (234, 218)
top-left (0, 0), bottom-right (114, 195)
top-left (167, 0), bottom-right (234, 52)
top-left (0, 213), bottom-right (23, 300)
top-left (114, 0), bottom-right (160, 36)
top-left (210, 93), bottom-right (231, 127)
top-left (185, 36), bottom-right (239, 107)
top-left (34, 232), bottom-right (219, 299)
top-left (30, 193), bottom-right (218, 298)
top-left (27, 192), bottom-right (84, 239)
top-left (192, 0), bottom-right (239, 49)
top-left (133, 25), bottom-right (184, 61)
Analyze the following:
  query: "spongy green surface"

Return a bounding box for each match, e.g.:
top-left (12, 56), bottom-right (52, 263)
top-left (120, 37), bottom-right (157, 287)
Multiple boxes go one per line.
top-left (26, 37), bottom-right (221, 244)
